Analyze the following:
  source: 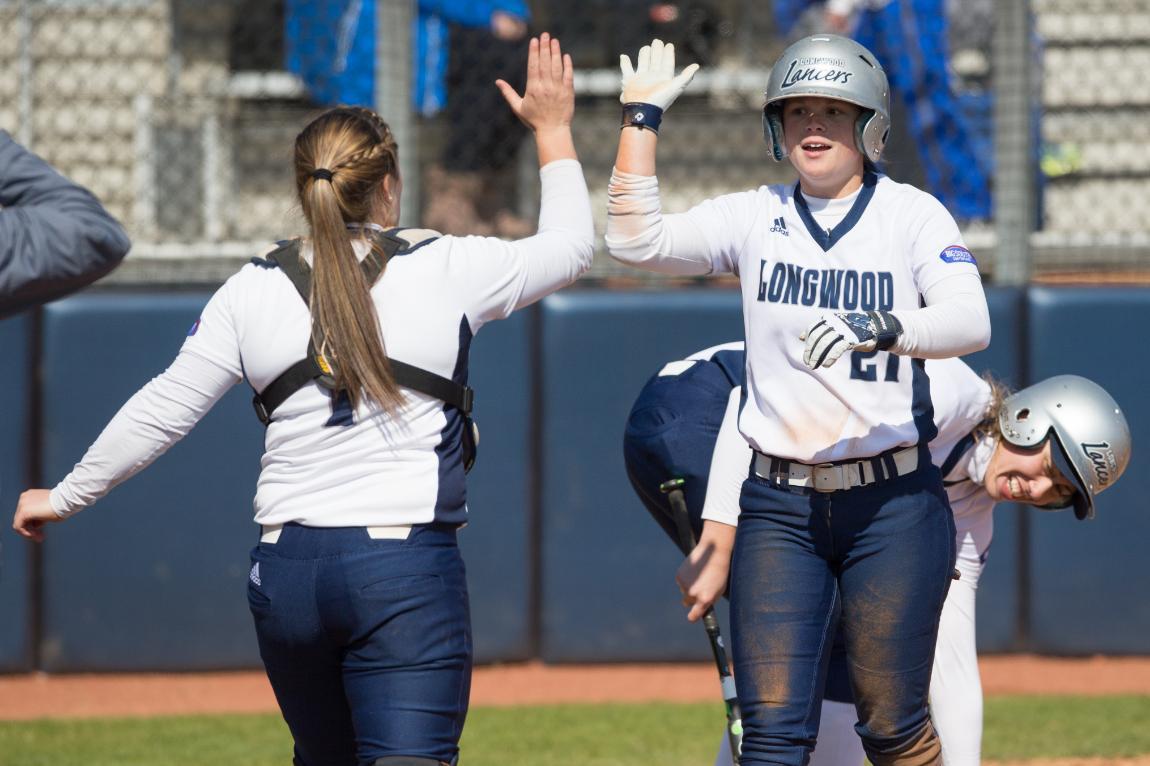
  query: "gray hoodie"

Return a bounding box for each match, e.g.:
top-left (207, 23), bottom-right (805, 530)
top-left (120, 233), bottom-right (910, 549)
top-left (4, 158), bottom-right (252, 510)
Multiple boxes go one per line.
top-left (0, 131), bottom-right (131, 318)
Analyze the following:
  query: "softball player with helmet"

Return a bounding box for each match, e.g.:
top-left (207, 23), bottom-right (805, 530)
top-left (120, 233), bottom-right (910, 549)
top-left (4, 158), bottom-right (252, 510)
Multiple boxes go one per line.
top-left (624, 344), bottom-right (1132, 766)
top-left (14, 34), bottom-right (592, 766)
top-left (607, 34), bottom-right (992, 764)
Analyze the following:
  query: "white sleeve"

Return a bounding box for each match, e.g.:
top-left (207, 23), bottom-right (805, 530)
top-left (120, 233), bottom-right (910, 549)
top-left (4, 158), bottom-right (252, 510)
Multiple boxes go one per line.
top-left (826, 0), bottom-right (867, 15)
top-left (49, 348), bottom-right (240, 516)
top-left (605, 169), bottom-right (746, 276)
top-left (459, 158), bottom-right (594, 326)
top-left (890, 272), bottom-right (991, 358)
top-left (700, 386), bottom-right (749, 528)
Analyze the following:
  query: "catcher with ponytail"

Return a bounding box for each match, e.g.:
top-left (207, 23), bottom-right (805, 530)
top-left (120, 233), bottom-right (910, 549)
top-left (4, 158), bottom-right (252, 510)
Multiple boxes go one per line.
top-left (14, 33), bottom-right (592, 766)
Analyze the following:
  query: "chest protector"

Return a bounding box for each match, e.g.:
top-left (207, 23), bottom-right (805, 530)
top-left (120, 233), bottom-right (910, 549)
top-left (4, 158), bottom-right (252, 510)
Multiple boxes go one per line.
top-left (251, 232), bottom-right (478, 472)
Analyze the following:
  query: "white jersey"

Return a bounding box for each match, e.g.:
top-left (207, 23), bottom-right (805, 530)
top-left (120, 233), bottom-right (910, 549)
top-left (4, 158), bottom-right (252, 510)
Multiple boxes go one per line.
top-left (50, 159), bottom-right (594, 528)
top-left (607, 171), bottom-right (988, 463)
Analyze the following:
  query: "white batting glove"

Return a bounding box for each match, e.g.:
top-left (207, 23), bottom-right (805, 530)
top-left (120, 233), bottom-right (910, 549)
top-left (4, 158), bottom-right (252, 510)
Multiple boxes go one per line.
top-left (619, 38), bottom-right (700, 111)
top-left (800, 310), bottom-right (903, 369)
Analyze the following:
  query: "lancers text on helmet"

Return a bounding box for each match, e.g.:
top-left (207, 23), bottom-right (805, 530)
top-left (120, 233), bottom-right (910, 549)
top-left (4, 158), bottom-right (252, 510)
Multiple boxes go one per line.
top-left (1081, 441), bottom-right (1116, 487)
top-left (781, 60), bottom-right (854, 89)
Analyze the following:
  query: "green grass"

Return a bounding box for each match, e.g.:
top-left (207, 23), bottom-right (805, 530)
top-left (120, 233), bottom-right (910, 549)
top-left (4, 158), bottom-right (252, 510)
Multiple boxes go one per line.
top-left (0, 697), bottom-right (1148, 765)
top-left (983, 696), bottom-right (1150, 759)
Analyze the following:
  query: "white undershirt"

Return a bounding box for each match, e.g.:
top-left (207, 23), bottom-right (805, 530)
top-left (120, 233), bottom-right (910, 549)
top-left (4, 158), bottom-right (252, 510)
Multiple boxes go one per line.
top-left (800, 187), bottom-right (861, 235)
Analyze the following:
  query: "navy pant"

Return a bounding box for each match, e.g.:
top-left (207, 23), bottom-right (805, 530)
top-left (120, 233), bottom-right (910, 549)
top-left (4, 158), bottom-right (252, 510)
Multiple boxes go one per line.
top-left (247, 523), bottom-right (471, 766)
top-left (731, 461), bottom-right (955, 766)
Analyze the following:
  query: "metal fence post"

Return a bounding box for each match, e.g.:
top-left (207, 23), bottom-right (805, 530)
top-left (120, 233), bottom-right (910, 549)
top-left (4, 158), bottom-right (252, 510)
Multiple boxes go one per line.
top-left (17, 0), bottom-right (34, 148)
top-left (992, 0), bottom-right (1034, 285)
top-left (376, 0), bottom-right (419, 224)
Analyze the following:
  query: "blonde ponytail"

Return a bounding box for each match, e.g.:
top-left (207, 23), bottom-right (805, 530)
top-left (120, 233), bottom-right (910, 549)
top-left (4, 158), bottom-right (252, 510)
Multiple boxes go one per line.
top-left (294, 107), bottom-right (404, 414)
top-left (976, 370), bottom-right (1014, 442)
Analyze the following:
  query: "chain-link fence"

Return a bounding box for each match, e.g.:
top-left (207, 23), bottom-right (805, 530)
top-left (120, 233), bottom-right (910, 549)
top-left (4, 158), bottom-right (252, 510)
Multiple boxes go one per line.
top-left (2, 0), bottom-right (1147, 285)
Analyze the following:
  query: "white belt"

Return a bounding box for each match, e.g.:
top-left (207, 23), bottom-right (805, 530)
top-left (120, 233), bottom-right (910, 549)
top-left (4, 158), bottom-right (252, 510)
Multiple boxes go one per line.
top-left (753, 446), bottom-right (920, 493)
top-left (259, 524), bottom-right (412, 544)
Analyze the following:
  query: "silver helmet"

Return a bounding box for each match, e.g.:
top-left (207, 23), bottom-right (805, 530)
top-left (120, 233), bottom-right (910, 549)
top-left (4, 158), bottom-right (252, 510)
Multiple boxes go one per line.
top-left (762, 34), bottom-right (891, 163)
top-left (998, 375), bottom-right (1131, 521)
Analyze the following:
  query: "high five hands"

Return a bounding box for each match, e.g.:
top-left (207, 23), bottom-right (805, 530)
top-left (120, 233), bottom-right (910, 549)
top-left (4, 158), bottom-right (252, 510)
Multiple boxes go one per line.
top-left (496, 32), bottom-right (574, 135)
top-left (620, 38), bottom-right (700, 112)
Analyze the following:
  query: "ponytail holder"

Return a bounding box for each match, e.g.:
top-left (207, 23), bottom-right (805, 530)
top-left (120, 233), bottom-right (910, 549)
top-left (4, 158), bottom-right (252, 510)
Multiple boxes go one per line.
top-left (311, 168), bottom-right (334, 182)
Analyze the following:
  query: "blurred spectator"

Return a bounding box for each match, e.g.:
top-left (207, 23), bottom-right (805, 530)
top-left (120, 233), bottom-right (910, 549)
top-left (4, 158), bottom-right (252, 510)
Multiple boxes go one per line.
top-left (0, 131), bottom-right (130, 320)
top-left (285, 0), bottom-right (534, 237)
top-left (773, 0), bottom-right (992, 221)
top-left (285, 0), bottom-right (376, 107)
top-left (419, 1), bottom-right (534, 238)
top-left (549, 1), bottom-right (723, 69)
top-left (633, 2), bottom-right (723, 67)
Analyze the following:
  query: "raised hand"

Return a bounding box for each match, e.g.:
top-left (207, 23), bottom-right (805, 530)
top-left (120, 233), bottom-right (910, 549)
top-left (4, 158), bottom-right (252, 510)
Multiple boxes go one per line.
top-left (619, 38), bottom-right (700, 111)
top-left (496, 32), bottom-right (574, 134)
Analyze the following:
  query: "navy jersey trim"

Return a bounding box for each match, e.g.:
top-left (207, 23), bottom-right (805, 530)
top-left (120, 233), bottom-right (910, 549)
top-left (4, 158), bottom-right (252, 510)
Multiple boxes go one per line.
top-left (251, 240), bottom-right (296, 269)
top-left (939, 432), bottom-right (977, 480)
top-left (910, 357), bottom-right (938, 444)
top-left (398, 237), bottom-right (439, 255)
top-left (385, 227), bottom-right (440, 256)
top-left (433, 315), bottom-right (472, 523)
top-left (794, 171), bottom-right (879, 252)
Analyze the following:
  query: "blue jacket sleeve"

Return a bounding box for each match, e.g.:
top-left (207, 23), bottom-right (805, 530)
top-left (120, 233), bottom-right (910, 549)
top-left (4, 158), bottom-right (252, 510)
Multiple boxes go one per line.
top-left (418, 0), bottom-right (529, 28)
top-left (0, 131), bottom-right (131, 319)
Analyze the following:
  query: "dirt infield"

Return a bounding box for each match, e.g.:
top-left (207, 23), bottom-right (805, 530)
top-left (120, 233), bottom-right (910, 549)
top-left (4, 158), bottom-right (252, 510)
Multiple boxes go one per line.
top-left (0, 655), bottom-right (1148, 721)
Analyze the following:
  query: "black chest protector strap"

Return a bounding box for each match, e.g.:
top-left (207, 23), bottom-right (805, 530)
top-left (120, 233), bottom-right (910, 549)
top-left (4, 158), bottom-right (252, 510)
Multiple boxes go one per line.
top-left (252, 236), bottom-right (474, 425)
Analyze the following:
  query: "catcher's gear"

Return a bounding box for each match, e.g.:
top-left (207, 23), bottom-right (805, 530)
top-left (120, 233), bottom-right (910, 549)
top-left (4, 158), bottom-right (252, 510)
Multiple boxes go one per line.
top-left (998, 376), bottom-right (1131, 520)
top-left (800, 310), bottom-right (902, 370)
top-left (762, 34), bottom-right (891, 162)
top-left (619, 38), bottom-right (700, 112)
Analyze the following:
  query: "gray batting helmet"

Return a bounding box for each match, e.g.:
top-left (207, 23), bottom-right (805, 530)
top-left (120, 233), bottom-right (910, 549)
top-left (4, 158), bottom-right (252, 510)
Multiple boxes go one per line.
top-left (998, 375), bottom-right (1131, 521)
top-left (762, 34), bottom-right (891, 162)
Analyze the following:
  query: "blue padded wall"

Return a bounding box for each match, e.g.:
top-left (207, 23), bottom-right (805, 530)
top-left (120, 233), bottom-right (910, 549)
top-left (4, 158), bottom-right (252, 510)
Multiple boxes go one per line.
top-left (958, 286), bottom-right (1025, 653)
top-left (458, 308), bottom-right (533, 662)
top-left (1026, 287), bottom-right (1150, 653)
top-left (17, 284), bottom-right (1150, 669)
top-left (539, 290), bottom-right (744, 662)
top-left (39, 294), bottom-right (265, 671)
top-left (0, 313), bottom-right (33, 671)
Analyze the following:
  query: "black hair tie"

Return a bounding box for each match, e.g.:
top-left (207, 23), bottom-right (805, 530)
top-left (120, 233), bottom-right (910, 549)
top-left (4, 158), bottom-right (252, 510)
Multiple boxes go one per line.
top-left (311, 168), bottom-right (334, 182)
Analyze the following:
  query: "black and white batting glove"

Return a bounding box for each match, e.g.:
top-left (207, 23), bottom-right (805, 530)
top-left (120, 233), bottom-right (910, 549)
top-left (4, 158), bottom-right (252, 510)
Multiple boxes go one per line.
top-left (800, 310), bottom-right (903, 370)
top-left (619, 38), bottom-right (700, 133)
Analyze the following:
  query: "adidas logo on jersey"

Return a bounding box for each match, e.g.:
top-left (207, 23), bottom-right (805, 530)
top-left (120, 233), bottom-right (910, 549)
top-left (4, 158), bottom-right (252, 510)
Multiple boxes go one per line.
top-left (770, 217), bottom-right (790, 236)
top-left (249, 562), bottom-right (261, 587)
